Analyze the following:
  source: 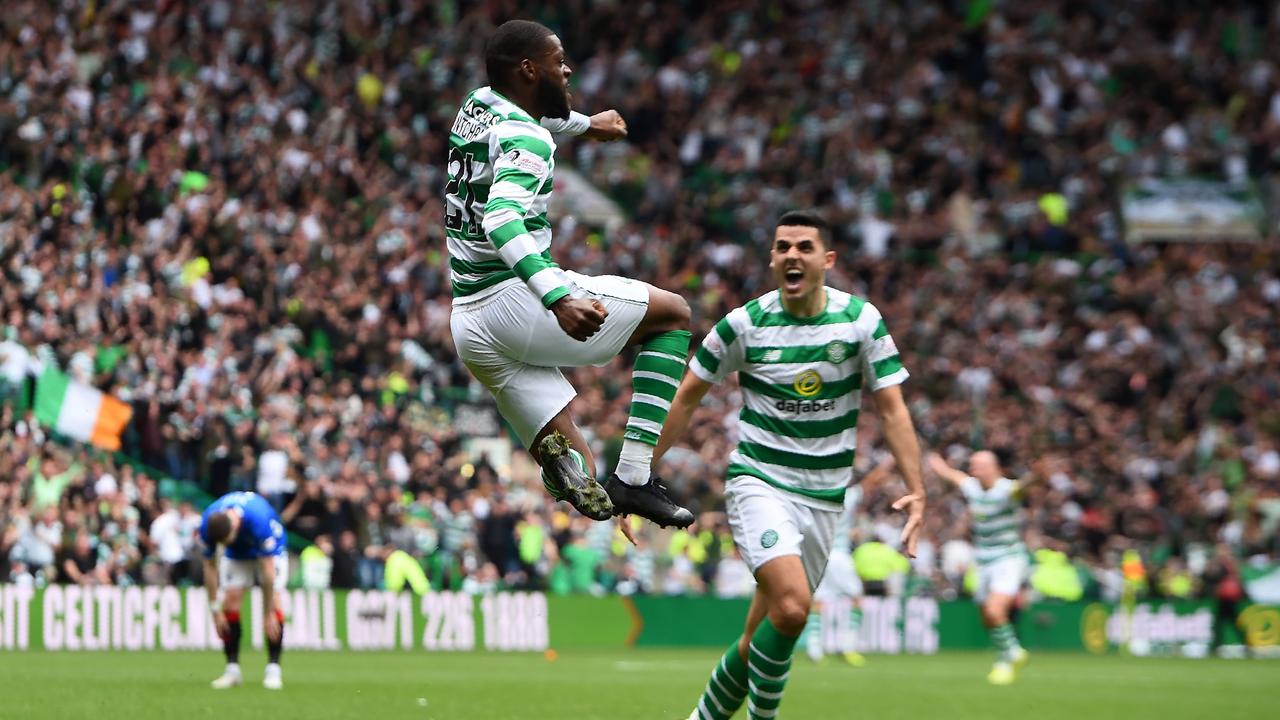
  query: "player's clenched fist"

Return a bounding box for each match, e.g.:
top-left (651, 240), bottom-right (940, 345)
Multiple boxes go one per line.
top-left (584, 110), bottom-right (627, 141)
top-left (551, 296), bottom-right (607, 341)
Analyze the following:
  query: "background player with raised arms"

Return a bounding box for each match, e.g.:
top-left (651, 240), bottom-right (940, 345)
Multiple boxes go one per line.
top-left (929, 450), bottom-right (1037, 685)
top-left (446, 19), bottom-right (693, 530)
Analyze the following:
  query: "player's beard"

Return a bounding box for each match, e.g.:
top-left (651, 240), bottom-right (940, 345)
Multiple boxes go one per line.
top-left (538, 74), bottom-right (571, 119)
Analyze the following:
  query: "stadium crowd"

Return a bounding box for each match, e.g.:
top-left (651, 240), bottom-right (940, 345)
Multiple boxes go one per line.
top-left (1, 0), bottom-right (1279, 602)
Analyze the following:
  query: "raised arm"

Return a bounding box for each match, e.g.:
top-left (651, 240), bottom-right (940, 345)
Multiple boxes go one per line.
top-left (540, 110), bottom-right (627, 141)
top-left (926, 452), bottom-right (970, 488)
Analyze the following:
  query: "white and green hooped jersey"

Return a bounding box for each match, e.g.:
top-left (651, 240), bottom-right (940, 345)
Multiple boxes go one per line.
top-left (445, 86), bottom-right (589, 307)
top-left (959, 477), bottom-right (1026, 565)
top-left (689, 287), bottom-right (909, 508)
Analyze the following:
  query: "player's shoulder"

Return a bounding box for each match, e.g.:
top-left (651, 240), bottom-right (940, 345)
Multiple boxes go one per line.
top-left (824, 288), bottom-right (883, 330)
top-left (243, 492), bottom-right (277, 518)
top-left (740, 289), bottom-right (783, 327)
top-left (712, 302), bottom-right (754, 338)
top-left (462, 87), bottom-right (551, 142)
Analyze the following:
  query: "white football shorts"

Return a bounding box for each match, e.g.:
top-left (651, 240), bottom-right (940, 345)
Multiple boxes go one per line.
top-left (975, 554), bottom-right (1028, 602)
top-left (218, 554), bottom-right (289, 593)
top-left (450, 272), bottom-right (649, 447)
top-left (725, 476), bottom-right (841, 593)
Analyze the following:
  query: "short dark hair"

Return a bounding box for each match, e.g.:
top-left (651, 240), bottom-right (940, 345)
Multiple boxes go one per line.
top-left (206, 511), bottom-right (234, 545)
top-left (776, 210), bottom-right (829, 243)
top-left (485, 20), bottom-right (555, 87)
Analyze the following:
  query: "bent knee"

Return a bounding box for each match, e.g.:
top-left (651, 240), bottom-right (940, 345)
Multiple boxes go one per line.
top-left (649, 287), bottom-right (691, 330)
top-left (771, 594), bottom-right (812, 635)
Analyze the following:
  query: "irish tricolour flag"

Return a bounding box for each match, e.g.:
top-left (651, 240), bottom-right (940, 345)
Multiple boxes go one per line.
top-left (34, 367), bottom-right (133, 451)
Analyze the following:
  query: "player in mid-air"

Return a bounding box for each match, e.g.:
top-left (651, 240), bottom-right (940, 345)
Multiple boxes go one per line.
top-left (928, 450), bottom-right (1034, 685)
top-left (446, 19), bottom-right (693, 530)
top-left (654, 211), bottom-right (927, 720)
top-left (201, 491), bottom-right (288, 690)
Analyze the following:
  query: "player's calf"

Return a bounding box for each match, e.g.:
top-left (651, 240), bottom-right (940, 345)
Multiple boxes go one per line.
top-left (265, 607), bottom-right (285, 689)
top-left (211, 607), bottom-right (244, 689)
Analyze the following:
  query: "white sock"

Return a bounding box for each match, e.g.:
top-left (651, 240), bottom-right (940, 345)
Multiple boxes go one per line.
top-left (614, 439), bottom-right (653, 486)
top-left (225, 662), bottom-right (241, 676)
top-left (265, 662), bottom-right (281, 675)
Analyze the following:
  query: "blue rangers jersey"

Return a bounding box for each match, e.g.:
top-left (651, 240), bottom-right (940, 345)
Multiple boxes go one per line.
top-left (200, 492), bottom-right (286, 560)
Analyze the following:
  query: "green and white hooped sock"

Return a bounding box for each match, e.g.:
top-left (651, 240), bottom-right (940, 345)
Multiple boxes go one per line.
top-left (848, 605), bottom-right (863, 650)
top-left (990, 623), bottom-right (1017, 661)
top-left (747, 618), bottom-right (799, 719)
top-left (693, 641), bottom-right (750, 720)
top-left (617, 330), bottom-right (690, 486)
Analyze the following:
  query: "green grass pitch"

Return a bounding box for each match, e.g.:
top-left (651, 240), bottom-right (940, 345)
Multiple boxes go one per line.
top-left (0, 649), bottom-right (1269, 719)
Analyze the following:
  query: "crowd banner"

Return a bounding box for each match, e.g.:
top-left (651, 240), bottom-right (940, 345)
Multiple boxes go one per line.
top-left (0, 585), bottom-right (1274, 655)
top-left (1121, 178), bottom-right (1266, 243)
top-left (0, 585), bottom-right (548, 652)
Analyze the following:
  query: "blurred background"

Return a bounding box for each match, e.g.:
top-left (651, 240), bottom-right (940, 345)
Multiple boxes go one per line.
top-left (0, 0), bottom-right (1278, 627)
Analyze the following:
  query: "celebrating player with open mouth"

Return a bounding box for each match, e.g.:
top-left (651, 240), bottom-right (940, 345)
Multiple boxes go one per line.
top-left (446, 20), bottom-right (693, 530)
top-left (655, 211), bottom-right (927, 720)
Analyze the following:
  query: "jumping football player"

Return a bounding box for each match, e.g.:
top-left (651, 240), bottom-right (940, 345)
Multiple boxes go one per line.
top-left (446, 19), bottom-right (692, 529)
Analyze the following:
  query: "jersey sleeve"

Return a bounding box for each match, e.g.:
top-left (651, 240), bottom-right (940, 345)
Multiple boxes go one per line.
top-left (539, 111), bottom-right (591, 135)
top-left (859, 303), bottom-right (910, 392)
top-left (483, 120), bottom-right (574, 308)
top-left (689, 309), bottom-right (748, 384)
top-left (1002, 478), bottom-right (1022, 502)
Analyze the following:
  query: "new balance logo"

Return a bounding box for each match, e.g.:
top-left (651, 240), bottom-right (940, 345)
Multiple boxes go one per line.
top-left (760, 349), bottom-right (783, 362)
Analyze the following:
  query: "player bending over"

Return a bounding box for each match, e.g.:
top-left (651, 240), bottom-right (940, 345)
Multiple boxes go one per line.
top-left (929, 450), bottom-right (1036, 685)
top-left (201, 491), bottom-right (288, 690)
top-left (655, 211), bottom-right (927, 720)
top-left (446, 19), bottom-right (692, 529)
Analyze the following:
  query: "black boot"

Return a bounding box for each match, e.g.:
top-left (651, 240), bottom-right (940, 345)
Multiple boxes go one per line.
top-left (604, 475), bottom-right (694, 528)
